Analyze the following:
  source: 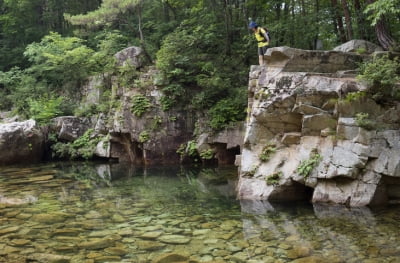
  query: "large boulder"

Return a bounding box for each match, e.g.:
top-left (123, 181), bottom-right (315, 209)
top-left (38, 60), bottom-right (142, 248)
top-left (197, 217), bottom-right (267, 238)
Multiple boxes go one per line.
top-left (114, 46), bottom-right (145, 68)
top-left (0, 120), bottom-right (45, 165)
top-left (263, 46), bottom-right (365, 73)
top-left (333, 39), bottom-right (383, 54)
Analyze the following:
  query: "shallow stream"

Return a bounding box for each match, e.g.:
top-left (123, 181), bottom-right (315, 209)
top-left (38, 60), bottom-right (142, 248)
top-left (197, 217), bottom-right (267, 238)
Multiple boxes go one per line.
top-left (0, 162), bottom-right (399, 262)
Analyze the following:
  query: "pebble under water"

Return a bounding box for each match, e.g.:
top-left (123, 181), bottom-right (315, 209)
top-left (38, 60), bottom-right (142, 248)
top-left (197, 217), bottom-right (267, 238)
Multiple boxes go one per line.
top-left (0, 162), bottom-right (399, 263)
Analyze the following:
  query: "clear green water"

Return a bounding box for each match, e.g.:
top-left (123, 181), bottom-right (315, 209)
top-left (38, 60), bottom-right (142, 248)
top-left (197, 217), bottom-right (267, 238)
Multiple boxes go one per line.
top-left (0, 162), bottom-right (399, 263)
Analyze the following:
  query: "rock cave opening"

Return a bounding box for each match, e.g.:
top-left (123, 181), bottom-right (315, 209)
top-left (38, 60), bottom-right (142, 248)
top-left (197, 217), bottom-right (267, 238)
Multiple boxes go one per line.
top-left (110, 133), bottom-right (144, 165)
top-left (269, 181), bottom-right (314, 202)
top-left (213, 143), bottom-right (241, 165)
top-left (377, 176), bottom-right (400, 205)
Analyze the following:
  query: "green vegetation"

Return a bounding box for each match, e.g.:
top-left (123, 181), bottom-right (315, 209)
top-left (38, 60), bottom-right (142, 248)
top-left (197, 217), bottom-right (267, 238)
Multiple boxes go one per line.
top-left (28, 96), bottom-right (64, 125)
top-left (200, 149), bottom-right (215, 160)
top-left (176, 140), bottom-right (201, 162)
top-left (187, 140), bottom-right (198, 158)
top-left (131, 94), bottom-right (151, 117)
top-left (344, 91), bottom-right (367, 102)
top-left (138, 131), bottom-right (150, 143)
top-left (265, 172), bottom-right (282, 186)
top-left (51, 129), bottom-right (102, 160)
top-left (243, 166), bottom-right (259, 178)
top-left (297, 150), bottom-right (322, 178)
top-left (259, 144), bottom-right (277, 162)
top-left (358, 55), bottom-right (400, 87)
top-left (355, 112), bottom-right (376, 130)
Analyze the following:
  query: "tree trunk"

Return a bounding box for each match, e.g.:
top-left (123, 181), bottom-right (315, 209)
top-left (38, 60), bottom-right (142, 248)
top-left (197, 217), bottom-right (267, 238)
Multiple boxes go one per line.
top-left (353, 0), bottom-right (367, 39)
top-left (374, 19), bottom-right (395, 50)
top-left (331, 0), bottom-right (346, 43)
top-left (341, 0), bottom-right (353, 40)
top-left (313, 0), bottom-right (320, 49)
top-left (366, 0), bottom-right (396, 50)
top-left (223, 0), bottom-right (233, 55)
top-left (136, 0), bottom-right (152, 63)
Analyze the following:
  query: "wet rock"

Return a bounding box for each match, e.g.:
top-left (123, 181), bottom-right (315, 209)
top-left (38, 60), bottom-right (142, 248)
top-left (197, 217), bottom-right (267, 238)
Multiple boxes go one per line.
top-left (152, 253), bottom-right (189, 263)
top-left (230, 251), bottom-right (249, 263)
top-left (158, 234), bottom-right (191, 244)
top-left (85, 210), bottom-right (104, 219)
top-left (88, 230), bottom-right (115, 237)
top-left (0, 245), bottom-right (20, 255)
top-left (53, 245), bottom-right (77, 253)
top-left (193, 229), bottom-right (210, 236)
top-left (0, 226), bottom-right (20, 235)
top-left (93, 255), bottom-right (121, 262)
top-left (286, 246), bottom-right (311, 259)
top-left (379, 247), bottom-right (399, 256)
top-left (32, 213), bottom-right (68, 223)
top-left (78, 237), bottom-right (115, 249)
top-left (53, 228), bottom-right (81, 236)
top-left (140, 231), bottom-right (163, 240)
top-left (27, 253), bottom-right (71, 263)
top-left (290, 256), bottom-right (325, 263)
top-left (104, 247), bottom-right (129, 256)
top-left (10, 239), bottom-right (31, 246)
top-left (136, 240), bottom-right (166, 251)
top-left (111, 213), bottom-right (125, 223)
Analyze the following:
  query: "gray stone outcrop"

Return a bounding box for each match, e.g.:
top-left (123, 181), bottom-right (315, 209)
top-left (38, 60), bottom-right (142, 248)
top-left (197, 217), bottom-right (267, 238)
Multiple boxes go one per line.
top-left (238, 42), bottom-right (400, 207)
top-left (52, 116), bottom-right (92, 142)
top-left (114, 46), bottom-right (145, 68)
top-left (0, 120), bottom-right (45, 165)
top-left (333, 39), bottom-right (383, 54)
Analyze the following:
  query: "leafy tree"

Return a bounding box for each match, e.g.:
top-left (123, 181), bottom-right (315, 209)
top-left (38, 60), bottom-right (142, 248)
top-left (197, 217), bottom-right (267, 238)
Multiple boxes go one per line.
top-left (24, 32), bottom-right (98, 96)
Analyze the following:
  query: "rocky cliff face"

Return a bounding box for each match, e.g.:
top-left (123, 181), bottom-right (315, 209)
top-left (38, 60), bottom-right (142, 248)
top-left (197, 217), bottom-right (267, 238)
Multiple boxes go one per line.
top-left (238, 45), bottom-right (400, 207)
top-left (78, 47), bottom-right (243, 165)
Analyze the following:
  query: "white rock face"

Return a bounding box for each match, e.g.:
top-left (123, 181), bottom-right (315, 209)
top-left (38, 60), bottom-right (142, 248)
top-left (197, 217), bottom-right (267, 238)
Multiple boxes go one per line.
top-left (238, 45), bottom-right (400, 207)
top-left (0, 120), bottom-right (44, 165)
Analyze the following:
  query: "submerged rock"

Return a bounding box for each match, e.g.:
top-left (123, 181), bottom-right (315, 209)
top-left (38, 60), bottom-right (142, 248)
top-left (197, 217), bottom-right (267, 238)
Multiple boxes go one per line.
top-left (158, 234), bottom-right (191, 244)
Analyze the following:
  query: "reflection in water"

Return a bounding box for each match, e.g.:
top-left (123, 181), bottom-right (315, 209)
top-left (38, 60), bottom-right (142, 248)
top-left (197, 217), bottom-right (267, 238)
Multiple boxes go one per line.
top-left (0, 162), bottom-right (399, 262)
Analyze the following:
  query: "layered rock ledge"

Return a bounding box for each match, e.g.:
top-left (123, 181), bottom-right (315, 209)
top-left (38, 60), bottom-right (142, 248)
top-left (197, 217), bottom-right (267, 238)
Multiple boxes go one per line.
top-left (238, 44), bottom-right (400, 207)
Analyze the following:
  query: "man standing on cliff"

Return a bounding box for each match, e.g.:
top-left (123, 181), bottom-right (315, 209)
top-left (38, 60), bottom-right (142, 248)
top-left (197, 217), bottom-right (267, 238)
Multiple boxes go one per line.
top-left (249, 21), bottom-right (270, 66)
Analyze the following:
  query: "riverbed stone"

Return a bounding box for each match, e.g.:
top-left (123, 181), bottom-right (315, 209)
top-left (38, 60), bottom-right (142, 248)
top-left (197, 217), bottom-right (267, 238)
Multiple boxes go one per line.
top-left (32, 213), bottom-right (68, 223)
top-left (10, 239), bottom-right (31, 246)
top-left (93, 255), bottom-right (121, 262)
top-left (158, 234), bottom-right (191, 244)
top-left (140, 231), bottom-right (163, 239)
top-left (290, 256), bottom-right (325, 263)
top-left (104, 247), bottom-right (129, 256)
top-left (152, 253), bottom-right (189, 263)
top-left (136, 240), bottom-right (166, 251)
top-left (0, 226), bottom-right (20, 235)
top-left (78, 237), bottom-right (115, 249)
top-left (286, 246), bottom-right (312, 259)
top-left (27, 253), bottom-right (71, 263)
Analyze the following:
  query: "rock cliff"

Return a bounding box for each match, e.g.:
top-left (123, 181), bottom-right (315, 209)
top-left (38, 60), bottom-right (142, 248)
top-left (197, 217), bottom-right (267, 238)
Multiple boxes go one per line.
top-left (238, 45), bottom-right (400, 207)
top-left (77, 47), bottom-right (243, 165)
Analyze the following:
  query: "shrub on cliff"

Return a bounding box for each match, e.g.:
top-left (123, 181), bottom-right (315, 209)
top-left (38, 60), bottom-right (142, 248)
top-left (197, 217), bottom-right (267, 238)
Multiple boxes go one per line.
top-left (357, 54), bottom-right (400, 101)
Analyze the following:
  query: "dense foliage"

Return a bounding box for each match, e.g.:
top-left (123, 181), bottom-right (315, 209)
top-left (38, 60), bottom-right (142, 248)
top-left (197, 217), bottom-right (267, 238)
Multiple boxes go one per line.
top-left (0, 0), bottom-right (399, 130)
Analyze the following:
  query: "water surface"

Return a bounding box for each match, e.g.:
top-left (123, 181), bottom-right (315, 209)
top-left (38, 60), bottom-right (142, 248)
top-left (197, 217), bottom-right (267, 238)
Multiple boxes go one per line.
top-left (0, 162), bottom-right (399, 262)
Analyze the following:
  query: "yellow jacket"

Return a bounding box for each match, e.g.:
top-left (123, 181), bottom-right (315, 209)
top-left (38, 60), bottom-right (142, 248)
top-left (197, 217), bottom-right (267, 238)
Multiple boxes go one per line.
top-left (254, 28), bottom-right (269, 47)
